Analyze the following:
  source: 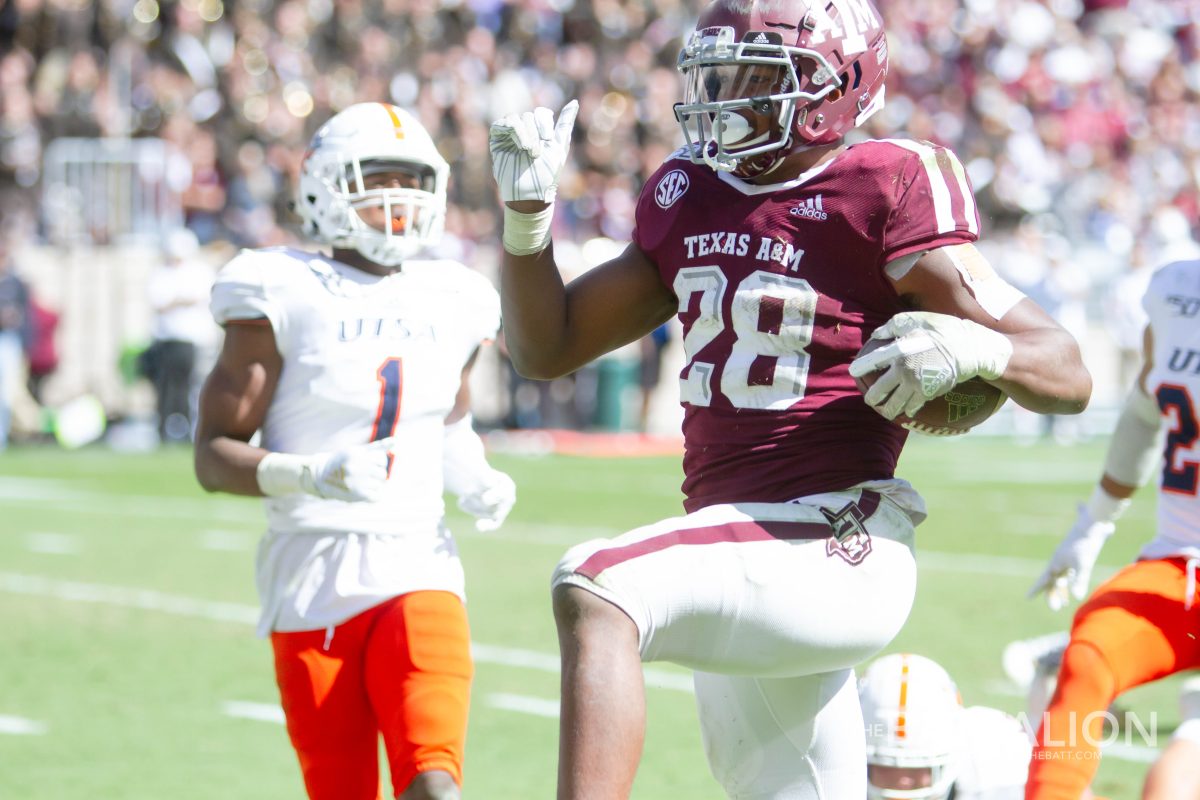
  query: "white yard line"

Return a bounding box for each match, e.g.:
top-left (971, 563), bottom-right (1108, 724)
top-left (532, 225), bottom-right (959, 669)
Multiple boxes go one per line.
top-left (0, 572), bottom-right (692, 693)
top-left (0, 571), bottom-right (1169, 762)
top-left (0, 715), bottom-right (47, 735)
top-left (25, 533), bottom-right (81, 555)
top-left (222, 694), bottom-right (563, 723)
top-left (486, 693), bottom-right (560, 719)
top-left (222, 701), bottom-right (285, 725)
top-left (200, 530), bottom-right (255, 552)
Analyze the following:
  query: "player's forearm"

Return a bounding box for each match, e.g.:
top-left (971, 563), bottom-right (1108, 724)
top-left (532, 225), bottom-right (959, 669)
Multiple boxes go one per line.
top-left (194, 435), bottom-right (268, 496)
top-left (992, 327), bottom-right (1092, 414)
top-left (499, 242), bottom-right (575, 380)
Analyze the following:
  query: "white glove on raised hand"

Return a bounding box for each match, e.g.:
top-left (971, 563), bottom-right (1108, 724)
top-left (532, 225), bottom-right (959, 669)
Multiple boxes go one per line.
top-left (848, 311), bottom-right (1013, 420)
top-left (256, 438), bottom-right (394, 502)
top-left (489, 100), bottom-right (579, 204)
top-left (1027, 504), bottom-right (1115, 611)
top-left (457, 470), bottom-right (517, 532)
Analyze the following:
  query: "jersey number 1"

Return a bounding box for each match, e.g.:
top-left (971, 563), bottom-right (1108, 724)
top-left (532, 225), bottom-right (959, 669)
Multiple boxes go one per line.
top-left (371, 357), bottom-right (403, 441)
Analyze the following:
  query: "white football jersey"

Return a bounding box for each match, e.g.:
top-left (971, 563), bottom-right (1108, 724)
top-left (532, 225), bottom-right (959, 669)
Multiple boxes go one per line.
top-left (951, 706), bottom-right (1032, 800)
top-left (210, 247), bottom-right (500, 634)
top-left (1138, 258), bottom-right (1200, 561)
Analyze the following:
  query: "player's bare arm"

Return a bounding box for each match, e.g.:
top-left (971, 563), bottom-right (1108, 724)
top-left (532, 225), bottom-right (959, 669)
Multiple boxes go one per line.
top-left (886, 243), bottom-right (1092, 415)
top-left (500, 237), bottom-right (676, 379)
top-left (194, 319), bottom-right (281, 495)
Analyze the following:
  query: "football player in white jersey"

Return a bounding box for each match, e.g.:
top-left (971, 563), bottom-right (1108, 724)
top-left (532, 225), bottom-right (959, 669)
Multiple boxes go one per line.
top-left (1026, 257), bottom-right (1200, 799)
top-left (860, 653), bottom-right (1032, 800)
top-left (193, 102), bottom-right (513, 800)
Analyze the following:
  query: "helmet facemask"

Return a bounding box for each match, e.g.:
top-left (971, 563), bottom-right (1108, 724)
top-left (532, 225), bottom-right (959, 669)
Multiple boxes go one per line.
top-left (865, 750), bottom-right (955, 800)
top-left (306, 156), bottom-right (445, 268)
top-left (674, 25), bottom-right (842, 178)
top-left (296, 103), bottom-right (449, 271)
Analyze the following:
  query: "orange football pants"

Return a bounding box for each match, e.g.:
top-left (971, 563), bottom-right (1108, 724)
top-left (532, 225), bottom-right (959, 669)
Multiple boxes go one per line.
top-left (1027, 557), bottom-right (1200, 800)
top-left (271, 590), bottom-right (473, 800)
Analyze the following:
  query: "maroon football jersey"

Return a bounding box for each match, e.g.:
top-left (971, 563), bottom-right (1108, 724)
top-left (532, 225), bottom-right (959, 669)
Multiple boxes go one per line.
top-left (633, 139), bottom-right (981, 512)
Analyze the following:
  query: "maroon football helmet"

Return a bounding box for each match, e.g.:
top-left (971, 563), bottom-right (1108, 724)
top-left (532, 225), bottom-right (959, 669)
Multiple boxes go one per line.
top-left (674, 0), bottom-right (889, 177)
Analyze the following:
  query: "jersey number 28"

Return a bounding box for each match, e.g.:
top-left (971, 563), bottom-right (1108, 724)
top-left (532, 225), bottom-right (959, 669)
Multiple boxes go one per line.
top-left (674, 266), bottom-right (818, 410)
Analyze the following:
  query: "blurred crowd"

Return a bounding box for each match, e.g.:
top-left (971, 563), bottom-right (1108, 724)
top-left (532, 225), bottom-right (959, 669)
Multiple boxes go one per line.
top-left (0, 0), bottom-right (1195, 255)
top-left (0, 0), bottom-right (1197, 440)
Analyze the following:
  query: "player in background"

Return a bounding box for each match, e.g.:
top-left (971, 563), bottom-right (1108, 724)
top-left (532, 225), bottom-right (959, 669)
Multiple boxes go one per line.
top-left (488, 0), bottom-right (1091, 797)
top-left (1005, 633), bottom-right (1198, 800)
top-left (193, 103), bottom-right (514, 800)
top-left (860, 653), bottom-right (1032, 800)
top-left (1026, 256), bottom-right (1200, 799)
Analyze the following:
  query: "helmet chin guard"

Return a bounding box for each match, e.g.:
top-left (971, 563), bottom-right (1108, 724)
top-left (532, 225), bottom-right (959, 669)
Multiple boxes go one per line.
top-left (295, 103), bottom-right (449, 269)
top-left (675, 0), bottom-right (889, 177)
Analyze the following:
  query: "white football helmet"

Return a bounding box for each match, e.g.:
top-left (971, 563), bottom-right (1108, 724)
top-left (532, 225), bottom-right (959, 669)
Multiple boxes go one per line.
top-left (295, 102), bottom-right (449, 268)
top-left (859, 653), bottom-right (963, 800)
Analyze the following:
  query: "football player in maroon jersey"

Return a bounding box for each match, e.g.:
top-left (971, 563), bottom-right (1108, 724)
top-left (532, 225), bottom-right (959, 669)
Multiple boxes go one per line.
top-left (489, 1), bottom-right (1092, 797)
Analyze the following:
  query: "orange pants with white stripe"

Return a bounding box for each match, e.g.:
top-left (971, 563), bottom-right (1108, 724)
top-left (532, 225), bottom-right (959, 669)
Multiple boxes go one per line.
top-left (271, 590), bottom-right (473, 800)
top-left (1026, 557), bottom-right (1200, 800)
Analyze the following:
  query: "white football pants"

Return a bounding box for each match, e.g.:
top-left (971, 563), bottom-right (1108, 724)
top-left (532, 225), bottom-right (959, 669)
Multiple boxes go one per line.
top-left (552, 483), bottom-right (921, 799)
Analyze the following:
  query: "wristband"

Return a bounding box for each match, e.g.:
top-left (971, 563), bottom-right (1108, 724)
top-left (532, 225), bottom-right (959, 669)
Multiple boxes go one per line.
top-left (962, 318), bottom-right (1013, 381)
top-left (256, 452), bottom-right (317, 497)
top-left (502, 204), bottom-right (555, 256)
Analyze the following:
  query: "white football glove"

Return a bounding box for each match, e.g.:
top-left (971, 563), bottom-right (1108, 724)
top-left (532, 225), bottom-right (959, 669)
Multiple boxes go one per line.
top-left (457, 470), bottom-right (517, 532)
top-left (489, 100), bottom-right (579, 204)
top-left (848, 312), bottom-right (1013, 420)
top-left (1027, 504), bottom-right (1115, 611)
top-left (256, 438), bottom-right (394, 503)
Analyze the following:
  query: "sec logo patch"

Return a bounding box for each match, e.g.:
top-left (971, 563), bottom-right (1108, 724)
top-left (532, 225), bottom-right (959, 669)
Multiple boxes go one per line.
top-left (655, 170), bottom-right (690, 209)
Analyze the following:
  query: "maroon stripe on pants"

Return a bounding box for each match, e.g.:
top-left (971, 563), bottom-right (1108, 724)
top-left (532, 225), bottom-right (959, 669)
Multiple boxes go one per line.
top-left (574, 491), bottom-right (882, 581)
top-left (575, 518), bottom-right (830, 580)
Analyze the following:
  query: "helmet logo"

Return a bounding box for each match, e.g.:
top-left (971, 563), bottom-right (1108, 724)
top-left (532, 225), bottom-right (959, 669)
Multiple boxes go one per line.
top-left (805, 0), bottom-right (880, 53)
top-left (654, 170), bottom-right (690, 209)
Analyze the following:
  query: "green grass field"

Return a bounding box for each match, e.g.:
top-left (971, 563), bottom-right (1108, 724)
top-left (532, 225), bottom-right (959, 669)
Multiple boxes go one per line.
top-left (0, 437), bottom-right (1180, 799)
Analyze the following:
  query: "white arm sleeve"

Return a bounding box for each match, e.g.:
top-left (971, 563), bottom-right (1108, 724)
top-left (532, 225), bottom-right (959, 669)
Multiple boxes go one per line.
top-left (1102, 385), bottom-right (1166, 487)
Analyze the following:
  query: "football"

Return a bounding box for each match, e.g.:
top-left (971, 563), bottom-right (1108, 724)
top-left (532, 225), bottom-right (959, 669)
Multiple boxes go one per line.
top-left (853, 338), bottom-right (1008, 436)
